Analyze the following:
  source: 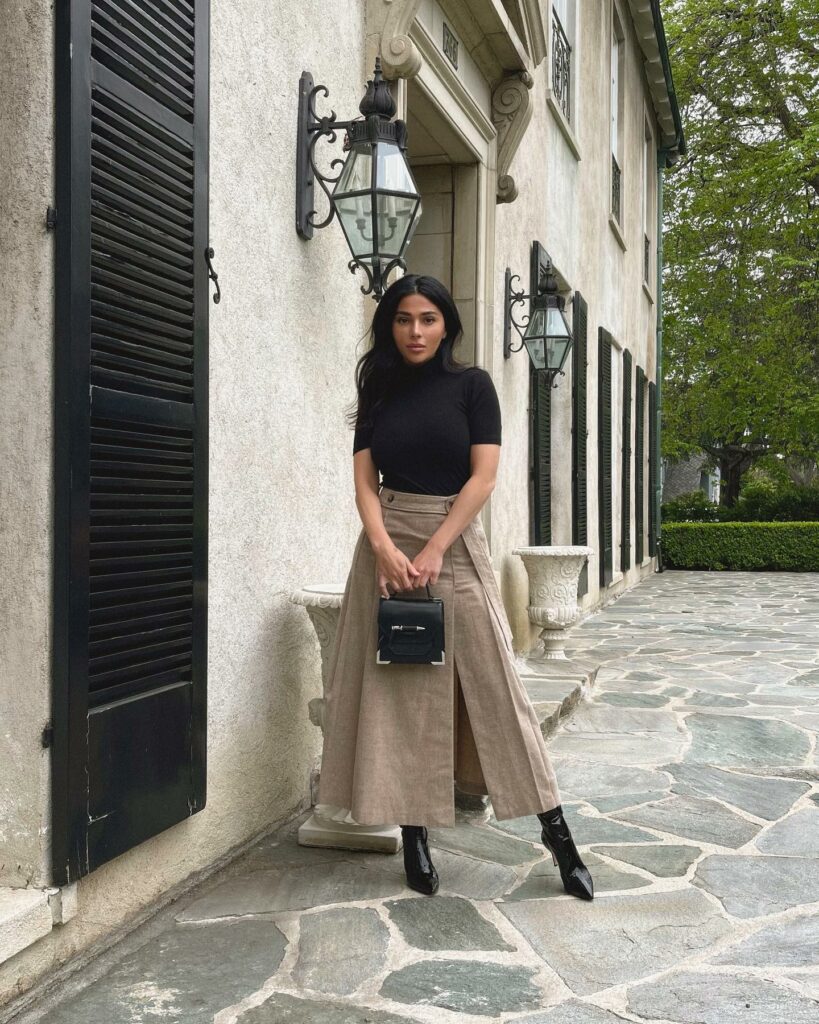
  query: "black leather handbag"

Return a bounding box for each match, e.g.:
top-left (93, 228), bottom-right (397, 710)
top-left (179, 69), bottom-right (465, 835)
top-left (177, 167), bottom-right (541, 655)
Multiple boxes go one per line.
top-left (376, 584), bottom-right (445, 665)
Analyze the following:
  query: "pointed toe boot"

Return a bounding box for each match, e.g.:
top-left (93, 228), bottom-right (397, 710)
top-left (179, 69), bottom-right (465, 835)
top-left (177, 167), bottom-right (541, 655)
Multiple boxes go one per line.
top-left (537, 805), bottom-right (594, 901)
top-left (400, 825), bottom-right (439, 895)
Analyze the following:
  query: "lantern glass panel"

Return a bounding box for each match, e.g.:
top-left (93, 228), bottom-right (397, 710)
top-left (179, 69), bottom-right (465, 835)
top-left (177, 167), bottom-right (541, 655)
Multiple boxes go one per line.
top-left (522, 304), bottom-right (572, 371)
top-left (334, 191), bottom-right (375, 259)
top-left (335, 143), bottom-right (372, 194)
top-left (375, 194), bottom-right (419, 257)
top-left (375, 142), bottom-right (417, 193)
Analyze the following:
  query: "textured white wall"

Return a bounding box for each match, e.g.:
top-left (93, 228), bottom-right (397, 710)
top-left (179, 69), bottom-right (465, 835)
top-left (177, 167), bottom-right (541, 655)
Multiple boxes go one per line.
top-left (0, 0), bottom-right (54, 893)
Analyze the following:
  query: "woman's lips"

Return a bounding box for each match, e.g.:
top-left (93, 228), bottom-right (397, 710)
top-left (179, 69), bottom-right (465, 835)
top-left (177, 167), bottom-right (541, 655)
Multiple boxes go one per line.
top-left (407, 345), bottom-right (425, 351)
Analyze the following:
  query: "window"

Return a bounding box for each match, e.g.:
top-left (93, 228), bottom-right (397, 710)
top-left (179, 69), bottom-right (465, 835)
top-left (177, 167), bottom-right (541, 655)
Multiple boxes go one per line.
top-left (598, 328), bottom-right (614, 587)
top-left (572, 292), bottom-right (589, 596)
top-left (610, 4), bottom-right (625, 224)
top-left (648, 380), bottom-right (659, 556)
top-left (551, 0), bottom-right (574, 123)
top-left (643, 117), bottom-right (656, 285)
top-left (621, 350), bottom-right (633, 571)
top-left (545, 0), bottom-right (580, 157)
top-left (635, 366), bottom-right (646, 563)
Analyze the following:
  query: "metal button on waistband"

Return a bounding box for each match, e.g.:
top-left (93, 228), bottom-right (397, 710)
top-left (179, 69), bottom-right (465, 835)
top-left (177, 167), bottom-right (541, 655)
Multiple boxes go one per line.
top-left (387, 493), bottom-right (394, 502)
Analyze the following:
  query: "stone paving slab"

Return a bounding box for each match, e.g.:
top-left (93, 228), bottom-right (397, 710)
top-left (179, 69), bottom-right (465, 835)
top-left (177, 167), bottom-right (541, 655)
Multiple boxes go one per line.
top-left (626, 969), bottom-right (819, 1023)
top-left (22, 572), bottom-right (819, 1024)
top-left (33, 918), bottom-right (288, 1024)
top-left (589, 843), bottom-right (701, 878)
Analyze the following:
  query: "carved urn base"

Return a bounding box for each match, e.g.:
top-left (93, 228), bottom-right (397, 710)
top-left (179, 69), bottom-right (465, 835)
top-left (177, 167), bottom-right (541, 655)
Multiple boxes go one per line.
top-left (512, 546), bottom-right (593, 660)
top-left (290, 584), bottom-right (402, 852)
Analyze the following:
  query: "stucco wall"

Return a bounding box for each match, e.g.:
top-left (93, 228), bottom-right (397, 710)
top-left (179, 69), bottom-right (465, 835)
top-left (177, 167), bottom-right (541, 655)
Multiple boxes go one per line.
top-left (0, 0), bottom-right (54, 893)
top-left (1, 0), bottom-right (373, 1006)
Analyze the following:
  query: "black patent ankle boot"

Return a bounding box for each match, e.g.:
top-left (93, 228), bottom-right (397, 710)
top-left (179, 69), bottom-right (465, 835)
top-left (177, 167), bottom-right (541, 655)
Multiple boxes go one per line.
top-left (537, 805), bottom-right (594, 900)
top-left (400, 825), bottom-right (439, 895)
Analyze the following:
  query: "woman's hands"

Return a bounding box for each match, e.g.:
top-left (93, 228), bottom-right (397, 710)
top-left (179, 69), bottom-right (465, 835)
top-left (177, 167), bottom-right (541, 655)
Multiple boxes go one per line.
top-left (409, 541), bottom-right (443, 589)
top-left (374, 541), bottom-right (420, 598)
top-left (374, 539), bottom-right (443, 597)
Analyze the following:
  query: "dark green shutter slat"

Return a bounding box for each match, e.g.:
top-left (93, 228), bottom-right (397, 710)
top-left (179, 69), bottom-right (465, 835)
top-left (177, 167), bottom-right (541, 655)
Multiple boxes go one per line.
top-left (635, 366), bottom-right (645, 564)
top-left (648, 379), bottom-right (658, 556)
top-left (620, 349), bottom-right (632, 572)
top-left (598, 329), bottom-right (613, 587)
top-left (53, 0), bottom-right (208, 884)
top-left (532, 370), bottom-right (552, 545)
top-left (572, 293), bottom-right (588, 596)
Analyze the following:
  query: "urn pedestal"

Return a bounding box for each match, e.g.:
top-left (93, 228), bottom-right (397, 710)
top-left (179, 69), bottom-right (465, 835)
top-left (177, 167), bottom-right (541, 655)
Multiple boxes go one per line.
top-left (290, 584), bottom-right (401, 852)
top-left (512, 547), bottom-right (593, 659)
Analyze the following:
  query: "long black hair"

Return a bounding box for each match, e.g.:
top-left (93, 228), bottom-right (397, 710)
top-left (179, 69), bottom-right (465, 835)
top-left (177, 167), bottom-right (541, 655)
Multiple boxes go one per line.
top-left (347, 274), bottom-right (469, 433)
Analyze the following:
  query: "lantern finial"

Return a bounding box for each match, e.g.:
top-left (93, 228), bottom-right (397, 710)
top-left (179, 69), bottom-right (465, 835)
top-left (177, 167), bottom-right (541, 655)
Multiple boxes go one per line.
top-left (359, 58), bottom-right (396, 120)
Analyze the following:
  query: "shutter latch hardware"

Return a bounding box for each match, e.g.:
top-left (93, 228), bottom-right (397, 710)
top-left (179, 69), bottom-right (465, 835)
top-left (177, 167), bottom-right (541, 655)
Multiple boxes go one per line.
top-left (46, 207), bottom-right (57, 231)
top-left (205, 246), bottom-right (221, 304)
top-left (41, 722), bottom-right (54, 748)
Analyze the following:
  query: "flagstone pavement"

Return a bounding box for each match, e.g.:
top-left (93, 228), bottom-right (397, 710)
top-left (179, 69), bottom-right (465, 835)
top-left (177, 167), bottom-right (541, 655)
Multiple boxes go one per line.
top-left (21, 572), bottom-right (819, 1023)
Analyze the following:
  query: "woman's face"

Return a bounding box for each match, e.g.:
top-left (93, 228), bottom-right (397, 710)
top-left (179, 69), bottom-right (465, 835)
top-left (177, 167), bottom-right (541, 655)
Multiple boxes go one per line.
top-left (392, 294), bottom-right (447, 366)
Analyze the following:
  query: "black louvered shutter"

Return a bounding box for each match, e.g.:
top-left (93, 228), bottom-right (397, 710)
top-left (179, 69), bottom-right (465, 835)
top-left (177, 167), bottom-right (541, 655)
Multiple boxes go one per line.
top-left (53, 0), bottom-right (209, 883)
top-left (571, 293), bottom-right (588, 596)
top-left (597, 329), bottom-right (613, 587)
top-left (528, 242), bottom-right (556, 546)
top-left (635, 366), bottom-right (645, 563)
top-left (648, 379), bottom-right (658, 556)
top-left (532, 369), bottom-right (552, 544)
top-left (620, 349), bottom-right (632, 572)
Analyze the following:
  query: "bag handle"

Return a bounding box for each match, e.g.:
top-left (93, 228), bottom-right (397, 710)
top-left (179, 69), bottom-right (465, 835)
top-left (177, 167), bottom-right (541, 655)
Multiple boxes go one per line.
top-left (385, 583), bottom-right (434, 600)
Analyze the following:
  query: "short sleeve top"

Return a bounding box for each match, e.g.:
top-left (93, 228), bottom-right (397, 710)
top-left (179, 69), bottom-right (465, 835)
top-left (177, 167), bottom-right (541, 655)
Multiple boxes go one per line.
top-left (353, 352), bottom-right (501, 496)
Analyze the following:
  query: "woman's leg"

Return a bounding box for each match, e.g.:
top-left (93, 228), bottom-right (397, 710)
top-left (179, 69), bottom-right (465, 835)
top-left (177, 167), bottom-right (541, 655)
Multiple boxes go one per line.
top-left (400, 825), bottom-right (439, 895)
top-left (537, 806), bottom-right (594, 900)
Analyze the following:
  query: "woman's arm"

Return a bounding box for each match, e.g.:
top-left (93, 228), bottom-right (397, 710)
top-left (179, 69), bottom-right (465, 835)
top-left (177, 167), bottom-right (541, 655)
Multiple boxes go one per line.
top-left (410, 444), bottom-right (500, 586)
top-left (353, 449), bottom-right (421, 596)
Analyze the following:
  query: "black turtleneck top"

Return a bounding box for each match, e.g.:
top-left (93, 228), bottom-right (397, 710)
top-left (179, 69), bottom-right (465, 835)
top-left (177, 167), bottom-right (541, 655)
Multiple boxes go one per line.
top-left (353, 351), bottom-right (502, 496)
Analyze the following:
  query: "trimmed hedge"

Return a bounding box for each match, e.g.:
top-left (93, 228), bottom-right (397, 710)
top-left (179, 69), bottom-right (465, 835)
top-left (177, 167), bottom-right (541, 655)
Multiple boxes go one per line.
top-left (661, 522), bottom-right (819, 571)
top-left (662, 485), bottom-right (819, 523)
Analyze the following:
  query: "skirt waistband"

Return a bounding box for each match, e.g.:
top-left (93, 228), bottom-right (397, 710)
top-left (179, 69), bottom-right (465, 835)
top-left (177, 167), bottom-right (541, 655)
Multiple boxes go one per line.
top-left (379, 487), bottom-right (459, 513)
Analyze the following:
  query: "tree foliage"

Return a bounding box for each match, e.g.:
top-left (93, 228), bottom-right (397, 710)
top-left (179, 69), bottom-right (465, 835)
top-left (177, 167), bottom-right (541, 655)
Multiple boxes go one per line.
top-left (662, 0), bottom-right (819, 503)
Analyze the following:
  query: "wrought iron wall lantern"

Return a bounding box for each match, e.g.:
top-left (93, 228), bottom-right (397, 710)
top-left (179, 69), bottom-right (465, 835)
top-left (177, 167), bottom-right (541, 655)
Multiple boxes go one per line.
top-left (296, 58), bottom-right (423, 299)
top-left (503, 261), bottom-right (573, 384)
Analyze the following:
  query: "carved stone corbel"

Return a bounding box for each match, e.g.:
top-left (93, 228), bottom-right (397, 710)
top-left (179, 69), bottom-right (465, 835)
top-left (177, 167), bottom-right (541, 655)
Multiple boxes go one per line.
top-left (492, 71), bottom-right (534, 204)
top-left (368, 0), bottom-right (424, 80)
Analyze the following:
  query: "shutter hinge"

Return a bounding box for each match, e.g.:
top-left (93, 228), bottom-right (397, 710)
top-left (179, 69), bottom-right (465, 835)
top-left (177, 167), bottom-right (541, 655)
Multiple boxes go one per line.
top-left (41, 722), bottom-right (54, 748)
top-left (46, 207), bottom-right (57, 230)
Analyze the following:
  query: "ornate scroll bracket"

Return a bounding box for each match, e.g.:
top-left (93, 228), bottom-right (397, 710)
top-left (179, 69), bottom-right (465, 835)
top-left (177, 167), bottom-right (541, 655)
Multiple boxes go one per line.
top-left (492, 71), bottom-right (534, 205)
top-left (368, 0), bottom-right (424, 80)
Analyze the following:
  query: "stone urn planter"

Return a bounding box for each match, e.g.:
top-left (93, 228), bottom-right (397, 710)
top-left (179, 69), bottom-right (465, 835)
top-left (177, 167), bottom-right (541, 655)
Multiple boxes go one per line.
top-left (512, 546), bottom-right (593, 660)
top-left (290, 584), bottom-right (401, 852)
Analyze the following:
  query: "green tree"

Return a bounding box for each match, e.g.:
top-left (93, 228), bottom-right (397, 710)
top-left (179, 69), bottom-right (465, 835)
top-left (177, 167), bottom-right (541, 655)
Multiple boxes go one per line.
top-left (662, 0), bottom-right (819, 504)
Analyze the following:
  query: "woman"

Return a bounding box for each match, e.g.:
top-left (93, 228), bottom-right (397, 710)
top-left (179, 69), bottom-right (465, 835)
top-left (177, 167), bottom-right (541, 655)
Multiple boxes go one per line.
top-left (317, 274), bottom-right (593, 901)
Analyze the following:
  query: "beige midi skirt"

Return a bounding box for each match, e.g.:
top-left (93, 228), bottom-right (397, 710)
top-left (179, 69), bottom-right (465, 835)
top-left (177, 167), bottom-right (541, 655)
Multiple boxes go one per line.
top-left (317, 487), bottom-right (561, 826)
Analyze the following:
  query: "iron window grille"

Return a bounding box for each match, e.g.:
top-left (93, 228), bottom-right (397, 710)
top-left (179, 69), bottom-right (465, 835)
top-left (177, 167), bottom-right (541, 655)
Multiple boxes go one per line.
top-left (551, 8), bottom-right (572, 121)
top-left (611, 154), bottom-right (621, 223)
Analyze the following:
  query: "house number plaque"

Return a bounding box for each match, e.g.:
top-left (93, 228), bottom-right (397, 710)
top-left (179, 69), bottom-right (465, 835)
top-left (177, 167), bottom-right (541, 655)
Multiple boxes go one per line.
top-left (442, 22), bottom-right (459, 70)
